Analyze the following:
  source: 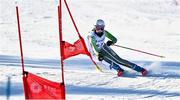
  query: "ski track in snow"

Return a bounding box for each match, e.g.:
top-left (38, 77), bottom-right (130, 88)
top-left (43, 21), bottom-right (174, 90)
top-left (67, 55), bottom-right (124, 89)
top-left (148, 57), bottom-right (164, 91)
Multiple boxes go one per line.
top-left (0, 55), bottom-right (180, 99)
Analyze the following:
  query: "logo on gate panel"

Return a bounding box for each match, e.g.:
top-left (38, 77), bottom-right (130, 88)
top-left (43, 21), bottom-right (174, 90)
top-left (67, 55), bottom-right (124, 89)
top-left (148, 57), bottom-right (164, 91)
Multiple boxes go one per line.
top-left (68, 46), bottom-right (76, 52)
top-left (30, 82), bottom-right (42, 93)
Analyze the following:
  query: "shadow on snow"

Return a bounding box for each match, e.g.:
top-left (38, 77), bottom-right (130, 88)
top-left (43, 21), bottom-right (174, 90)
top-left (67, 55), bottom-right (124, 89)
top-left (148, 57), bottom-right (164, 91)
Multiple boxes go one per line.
top-left (66, 85), bottom-right (180, 97)
top-left (0, 77), bottom-right (23, 96)
top-left (0, 54), bottom-right (180, 79)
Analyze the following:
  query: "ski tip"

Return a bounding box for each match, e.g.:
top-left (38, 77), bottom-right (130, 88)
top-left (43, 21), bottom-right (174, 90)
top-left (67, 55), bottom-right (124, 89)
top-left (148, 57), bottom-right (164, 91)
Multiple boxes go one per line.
top-left (95, 65), bottom-right (103, 72)
top-left (161, 56), bottom-right (165, 58)
top-left (96, 67), bottom-right (103, 72)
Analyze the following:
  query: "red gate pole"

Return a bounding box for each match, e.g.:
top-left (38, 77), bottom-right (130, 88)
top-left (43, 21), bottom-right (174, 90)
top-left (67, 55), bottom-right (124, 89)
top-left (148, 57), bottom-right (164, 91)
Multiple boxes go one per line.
top-left (63, 0), bottom-right (102, 72)
top-left (58, 1), bottom-right (66, 98)
top-left (16, 6), bottom-right (29, 99)
top-left (58, 1), bottom-right (65, 84)
top-left (63, 0), bottom-right (81, 37)
top-left (16, 6), bottom-right (25, 75)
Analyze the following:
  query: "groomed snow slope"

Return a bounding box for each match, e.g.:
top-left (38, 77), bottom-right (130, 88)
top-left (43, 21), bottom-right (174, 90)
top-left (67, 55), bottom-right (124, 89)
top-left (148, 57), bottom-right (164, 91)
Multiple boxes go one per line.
top-left (0, 0), bottom-right (180, 99)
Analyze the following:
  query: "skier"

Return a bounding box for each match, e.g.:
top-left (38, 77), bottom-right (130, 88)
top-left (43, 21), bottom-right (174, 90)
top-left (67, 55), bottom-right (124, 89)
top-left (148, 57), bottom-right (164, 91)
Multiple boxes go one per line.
top-left (88, 19), bottom-right (147, 77)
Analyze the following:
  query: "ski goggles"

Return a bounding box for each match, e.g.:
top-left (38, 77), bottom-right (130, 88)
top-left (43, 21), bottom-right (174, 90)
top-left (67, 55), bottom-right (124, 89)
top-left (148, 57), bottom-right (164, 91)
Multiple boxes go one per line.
top-left (95, 25), bottom-right (105, 31)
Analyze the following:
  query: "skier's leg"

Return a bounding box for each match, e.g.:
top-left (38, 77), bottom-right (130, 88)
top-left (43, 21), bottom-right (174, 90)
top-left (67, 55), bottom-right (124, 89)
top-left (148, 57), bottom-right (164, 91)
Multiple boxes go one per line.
top-left (103, 56), bottom-right (124, 71)
top-left (99, 48), bottom-right (124, 76)
top-left (103, 56), bottom-right (124, 76)
top-left (115, 58), bottom-right (147, 76)
top-left (101, 44), bottom-right (147, 75)
top-left (99, 51), bottom-right (122, 71)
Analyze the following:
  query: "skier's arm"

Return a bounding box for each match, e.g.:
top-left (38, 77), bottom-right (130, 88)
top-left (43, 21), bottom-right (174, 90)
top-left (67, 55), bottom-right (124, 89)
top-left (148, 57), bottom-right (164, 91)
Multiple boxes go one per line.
top-left (91, 36), bottom-right (100, 53)
top-left (105, 30), bottom-right (117, 44)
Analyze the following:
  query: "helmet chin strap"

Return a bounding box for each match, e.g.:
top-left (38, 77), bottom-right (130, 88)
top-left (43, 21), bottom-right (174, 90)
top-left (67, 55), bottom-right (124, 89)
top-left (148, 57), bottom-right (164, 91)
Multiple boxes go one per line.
top-left (95, 31), bottom-right (104, 37)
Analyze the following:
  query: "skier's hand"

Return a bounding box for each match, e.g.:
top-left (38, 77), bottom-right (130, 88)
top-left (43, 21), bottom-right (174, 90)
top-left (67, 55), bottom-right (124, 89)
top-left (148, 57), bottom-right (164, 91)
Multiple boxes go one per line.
top-left (98, 53), bottom-right (103, 61)
top-left (106, 41), bottom-right (114, 46)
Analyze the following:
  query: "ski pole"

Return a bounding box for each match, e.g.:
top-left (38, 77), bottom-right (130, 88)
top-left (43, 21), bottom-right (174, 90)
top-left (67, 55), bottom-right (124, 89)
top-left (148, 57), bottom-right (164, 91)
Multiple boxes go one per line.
top-left (113, 44), bottom-right (165, 58)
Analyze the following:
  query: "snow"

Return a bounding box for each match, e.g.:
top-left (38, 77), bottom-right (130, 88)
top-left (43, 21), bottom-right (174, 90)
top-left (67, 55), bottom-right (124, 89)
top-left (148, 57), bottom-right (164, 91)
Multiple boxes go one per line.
top-left (0, 0), bottom-right (180, 99)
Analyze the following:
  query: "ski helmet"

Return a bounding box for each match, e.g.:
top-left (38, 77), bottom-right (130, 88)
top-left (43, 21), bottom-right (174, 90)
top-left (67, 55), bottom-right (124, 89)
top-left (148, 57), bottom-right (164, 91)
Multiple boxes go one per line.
top-left (96, 19), bottom-right (105, 26)
top-left (95, 19), bottom-right (105, 30)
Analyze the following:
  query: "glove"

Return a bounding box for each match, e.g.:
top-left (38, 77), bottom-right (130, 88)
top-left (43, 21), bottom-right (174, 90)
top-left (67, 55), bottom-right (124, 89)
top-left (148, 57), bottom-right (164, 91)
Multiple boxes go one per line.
top-left (98, 53), bottom-right (104, 61)
top-left (106, 41), bottom-right (114, 46)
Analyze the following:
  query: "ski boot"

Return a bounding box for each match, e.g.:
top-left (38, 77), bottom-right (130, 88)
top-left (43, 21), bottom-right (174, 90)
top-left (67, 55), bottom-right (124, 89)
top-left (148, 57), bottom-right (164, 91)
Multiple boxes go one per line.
top-left (117, 70), bottom-right (124, 77)
top-left (141, 68), bottom-right (148, 76)
top-left (110, 62), bottom-right (124, 77)
top-left (132, 65), bottom-right (148, 76)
